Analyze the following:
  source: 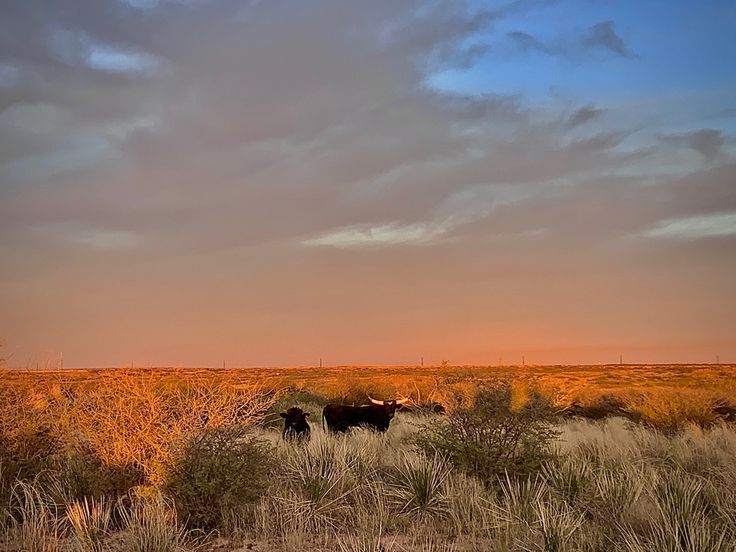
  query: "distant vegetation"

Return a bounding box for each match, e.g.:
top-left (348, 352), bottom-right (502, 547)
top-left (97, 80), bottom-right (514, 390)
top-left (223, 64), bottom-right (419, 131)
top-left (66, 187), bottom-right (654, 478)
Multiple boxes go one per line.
top-left (1, 365), bottom-right (735, 550)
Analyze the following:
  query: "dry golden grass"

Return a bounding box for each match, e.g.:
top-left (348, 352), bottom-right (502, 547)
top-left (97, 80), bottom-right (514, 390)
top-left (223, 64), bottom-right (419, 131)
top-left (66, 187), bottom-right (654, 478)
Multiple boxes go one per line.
top-left (2, 363), bottom-right (735, 428)
top-left (2, 364), bottom-right (736, 551)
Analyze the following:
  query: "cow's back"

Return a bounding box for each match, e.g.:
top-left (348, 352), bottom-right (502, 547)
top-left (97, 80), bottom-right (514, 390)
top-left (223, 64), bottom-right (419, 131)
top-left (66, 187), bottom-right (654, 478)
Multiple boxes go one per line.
top-left (322, 403), bottom-right (389, 433)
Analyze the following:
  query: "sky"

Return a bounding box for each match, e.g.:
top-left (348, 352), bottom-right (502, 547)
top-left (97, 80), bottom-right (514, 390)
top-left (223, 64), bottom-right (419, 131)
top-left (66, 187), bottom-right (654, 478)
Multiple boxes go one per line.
top-left (1, 0), bottom-right (735, 368)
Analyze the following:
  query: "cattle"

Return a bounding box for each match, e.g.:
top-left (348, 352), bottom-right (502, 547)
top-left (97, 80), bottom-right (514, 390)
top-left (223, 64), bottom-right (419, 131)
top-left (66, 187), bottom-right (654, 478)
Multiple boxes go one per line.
top-left (322, 396), bottom-right (409, 433)
top-left (280, 406), bottom-right (311, 442)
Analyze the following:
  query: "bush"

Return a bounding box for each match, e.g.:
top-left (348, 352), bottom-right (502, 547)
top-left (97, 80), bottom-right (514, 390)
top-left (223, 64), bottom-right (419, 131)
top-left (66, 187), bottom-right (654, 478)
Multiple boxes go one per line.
top-left (59, 374), bottom-right (276, 485)
top-left (632, 390), bottom-right (721, 432)
top-left (0, 383), bottom-right (61, 483)
top-left (416, 383), bottom-right (559, 484)
top-left (54, 453), bottom-right (144, 501)
top-left (164, 427), bottom-right (273, 530)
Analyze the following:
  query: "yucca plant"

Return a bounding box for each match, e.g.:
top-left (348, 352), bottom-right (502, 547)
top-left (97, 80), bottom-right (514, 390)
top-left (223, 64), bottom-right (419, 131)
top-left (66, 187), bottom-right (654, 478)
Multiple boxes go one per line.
top-left (498, 474), bottom-right (547, 526)
top-left (277, 439), bottom-right (356, 530)
top-left (66, 496), bottom-right (113, 552)
top-left (590, 466), bottom-right (644, 522)
top-left (387, 453), bottom-right (450, 521)
top-left (542, 457), bottom-right (592, 506)
top-left (650, 473), bottom-right (730, 551)
top-left (619, 518), bottom-right (732, 552)
top-left (444, 473), bottom-right (500, 539)
top-left (526, 498), bottom-right (584, 552)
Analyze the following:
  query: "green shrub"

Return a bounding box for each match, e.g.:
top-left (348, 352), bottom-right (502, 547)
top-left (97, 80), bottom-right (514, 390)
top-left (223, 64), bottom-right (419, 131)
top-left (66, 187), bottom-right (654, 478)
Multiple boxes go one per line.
top-left (416, 383), bottom-right (559, 484)
top-left (164, 427), bottom-right (273, 530)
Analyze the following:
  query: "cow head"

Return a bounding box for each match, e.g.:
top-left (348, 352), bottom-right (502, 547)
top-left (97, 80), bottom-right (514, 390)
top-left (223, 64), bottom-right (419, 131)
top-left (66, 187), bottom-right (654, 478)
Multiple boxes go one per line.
top-left (367, 396), bottom-right (410, 419)
top-left (280, 406), bottom-right (310, 434)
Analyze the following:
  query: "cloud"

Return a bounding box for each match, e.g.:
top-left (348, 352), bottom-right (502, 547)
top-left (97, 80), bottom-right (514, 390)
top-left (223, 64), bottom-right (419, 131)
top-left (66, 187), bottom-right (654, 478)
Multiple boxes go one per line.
top-left (565, 105), bottom-right (604, 128)
top-left (507, 31), bottom-right (551, 54)
top-left (507, 20), bottom-right (637, 60)
top-left (31, 223), bottom-right (141, 250)
top-left (659, 129), bottom-right (725, 161)
top-left (86, 44), bottom-right (160, 74)
top-left (0, 1), bottom-right (734, 365)
top-left (303, 220), bottom-right (453, 248)
top-left (582, 21), bottom-right (636, 58)
top-left (643, 212), bottom-right (736, 240)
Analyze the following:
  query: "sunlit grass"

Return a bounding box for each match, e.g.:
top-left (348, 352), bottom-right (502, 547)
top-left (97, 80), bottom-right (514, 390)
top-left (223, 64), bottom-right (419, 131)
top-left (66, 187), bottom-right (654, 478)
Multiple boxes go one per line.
top-left (1, 365), bottom-right (735, 550)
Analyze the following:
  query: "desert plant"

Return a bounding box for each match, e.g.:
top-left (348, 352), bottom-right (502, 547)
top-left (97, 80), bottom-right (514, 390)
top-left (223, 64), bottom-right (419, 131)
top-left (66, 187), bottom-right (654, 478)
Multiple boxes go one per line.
top-left (55, 452), bottom-right (144, 501)
top-left (336, 521), bottom-right (393, 552)
top-left (444, 472), bottom-right (500, 540)
top-left (387, 453), bottom-right (451, 521)
top-left (542, 456), bottom-right (592, 505)
top-left (118, 493), bottom-right (194, 552)
top-left (588, 466), bottom-right (645, 524)
top-left (66, 496), bottom-right (113, 552)
top-left (59, 374), bottom-right (276, 485)
top-left (528, 497), bottom-right (585, 552)
top-left (645, 472), bottom-right (732, 550)
top-left (275, 438), bottom-right (357, 531)
top-left (417, 383), bottom-right (559, 483)
top-left (6, 479), bottom-right (61, 552)
top-left (164, 426), bottom-right (273, 530)
top-left (0, 383), bottom-right (61, 483)
top-left (498, 474), bottom-right (548, 526)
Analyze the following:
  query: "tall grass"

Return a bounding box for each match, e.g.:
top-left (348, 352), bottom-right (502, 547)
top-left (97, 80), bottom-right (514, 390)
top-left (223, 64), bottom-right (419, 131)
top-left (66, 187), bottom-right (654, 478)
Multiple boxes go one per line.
top-left (118, 493), bottom-right (197, 552)
top-left (6, 480), bottom-right (61, 552)
top-left (2, 370), bottom-right (736, 551)
top-left (66, 496), bottom-right (112, 552)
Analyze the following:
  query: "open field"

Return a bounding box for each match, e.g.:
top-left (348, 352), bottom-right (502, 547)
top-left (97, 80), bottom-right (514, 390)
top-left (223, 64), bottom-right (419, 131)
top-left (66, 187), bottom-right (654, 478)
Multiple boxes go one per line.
top-left (3, 363), bottom-right (736, 426)
top-left (2, 365), bottom-right (736, 551)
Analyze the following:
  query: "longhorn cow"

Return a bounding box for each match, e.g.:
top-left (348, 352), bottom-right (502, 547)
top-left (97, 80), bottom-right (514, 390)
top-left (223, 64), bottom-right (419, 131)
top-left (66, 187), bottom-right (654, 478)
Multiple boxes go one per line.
top-left (322, 396), bottom-right (409, 433)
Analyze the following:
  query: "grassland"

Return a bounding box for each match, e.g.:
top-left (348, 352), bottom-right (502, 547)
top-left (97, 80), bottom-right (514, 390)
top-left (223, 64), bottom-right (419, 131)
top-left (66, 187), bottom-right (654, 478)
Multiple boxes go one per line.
top-left (1, 364), bottom-right (736, 551)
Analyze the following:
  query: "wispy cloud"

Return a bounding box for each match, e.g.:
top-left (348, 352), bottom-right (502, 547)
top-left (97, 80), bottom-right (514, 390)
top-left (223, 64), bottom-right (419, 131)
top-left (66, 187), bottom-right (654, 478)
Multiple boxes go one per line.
top-left (659, 129), bottom-right (725, 161)
top-left (87, 45), bottom-right (160, 74)
top-left (303, 220), bottom-right (453, 249)
top-left (582, 21), bottom-right (637, 59)
top-left (507, 20), bottom-right (637, 60)
top-left (565, 105), bottom-right (605, 129)
top-left (643, 212), bottom-right (736, 240)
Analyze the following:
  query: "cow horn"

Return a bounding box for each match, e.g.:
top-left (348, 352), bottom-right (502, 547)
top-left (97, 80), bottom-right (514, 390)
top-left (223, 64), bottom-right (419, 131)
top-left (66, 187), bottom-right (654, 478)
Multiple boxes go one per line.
top-left (396, 397), bottom-right (410, 405)
top-left (368, 396), bottom-right (385, 405)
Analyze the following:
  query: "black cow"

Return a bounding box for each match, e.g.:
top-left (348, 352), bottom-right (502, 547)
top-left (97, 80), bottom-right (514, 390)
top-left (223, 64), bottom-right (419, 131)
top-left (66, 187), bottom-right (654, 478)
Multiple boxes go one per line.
top-left (280, 406), bottom-right (311, 442)
top-left (322, 397), bottom-right (409, 433)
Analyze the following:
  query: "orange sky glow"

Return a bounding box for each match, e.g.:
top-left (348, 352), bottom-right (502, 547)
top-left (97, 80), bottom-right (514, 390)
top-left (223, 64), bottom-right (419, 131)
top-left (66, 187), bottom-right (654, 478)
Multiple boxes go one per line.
top-left (1, 1), bottom-right (735, 368)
